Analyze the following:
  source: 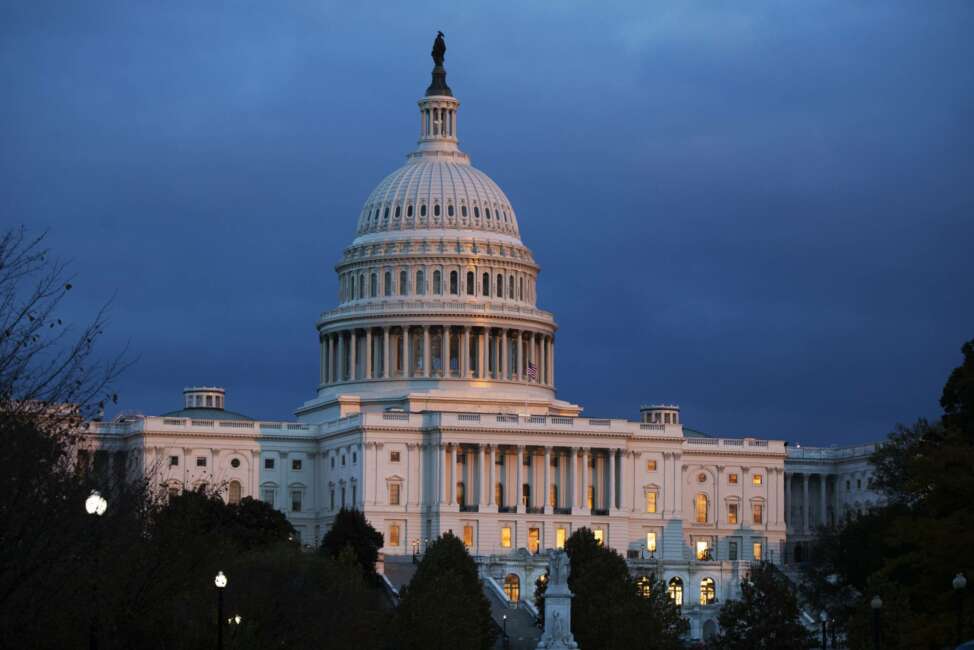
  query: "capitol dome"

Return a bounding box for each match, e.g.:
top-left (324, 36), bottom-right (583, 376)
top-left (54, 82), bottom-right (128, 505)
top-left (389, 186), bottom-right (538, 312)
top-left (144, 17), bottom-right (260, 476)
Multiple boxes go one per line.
top-left (298, 36), bottom-right (579, 422)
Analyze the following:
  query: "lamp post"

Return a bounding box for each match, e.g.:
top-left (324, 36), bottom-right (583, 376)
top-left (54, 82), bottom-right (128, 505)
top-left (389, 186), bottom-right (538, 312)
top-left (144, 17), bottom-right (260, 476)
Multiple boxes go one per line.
top-left (85, 490), bottom-right (108, 650)
top-left (954, 572), bottom-right (968, 645)
top-left (502, 613), bottom-right (508, 649)
top-left (870, 595), bottom-right (883, 650)
top-left (819, 610), bottom-right (828, 649)
top-left (214, 571), bottom-right (228, 650)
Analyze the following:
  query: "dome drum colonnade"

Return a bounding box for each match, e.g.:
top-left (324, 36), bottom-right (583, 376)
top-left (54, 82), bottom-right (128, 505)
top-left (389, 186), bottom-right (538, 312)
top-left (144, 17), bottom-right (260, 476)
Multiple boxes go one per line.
top-left (315, 41), bottom-right (558, 398)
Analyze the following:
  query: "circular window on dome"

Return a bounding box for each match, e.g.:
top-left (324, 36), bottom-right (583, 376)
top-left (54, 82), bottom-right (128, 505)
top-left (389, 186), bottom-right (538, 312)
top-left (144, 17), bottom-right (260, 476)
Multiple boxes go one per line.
top-left (697, 472), bottom-right (707, 483)
top-left (231, 458), bottom-right (240, 469)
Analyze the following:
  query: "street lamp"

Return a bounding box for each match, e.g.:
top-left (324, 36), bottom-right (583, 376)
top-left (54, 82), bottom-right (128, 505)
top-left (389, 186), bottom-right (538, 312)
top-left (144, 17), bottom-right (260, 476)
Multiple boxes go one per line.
top-left (502, 614), bottom-right (508, 649)
top-left (870, 595), bottom-right (883, 650)
top-left (215, 571), bottom-right (228, 650)
top-left (954, 572), bottom-right (968, 645)
top-left (85, 490), bottom-right (108, 650)
top-left (819, 610), bottom-right (828, 649)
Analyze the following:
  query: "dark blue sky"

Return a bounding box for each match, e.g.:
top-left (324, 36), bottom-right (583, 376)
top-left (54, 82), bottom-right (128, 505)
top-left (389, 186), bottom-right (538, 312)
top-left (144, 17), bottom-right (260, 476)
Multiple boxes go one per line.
top-left (3, 2), bottom-right (972, 445)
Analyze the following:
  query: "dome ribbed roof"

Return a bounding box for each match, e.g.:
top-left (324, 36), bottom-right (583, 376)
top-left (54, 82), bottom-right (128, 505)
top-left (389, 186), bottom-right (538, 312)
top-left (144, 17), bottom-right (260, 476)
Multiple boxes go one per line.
top-left (355, 158), bottom-right (520, 238)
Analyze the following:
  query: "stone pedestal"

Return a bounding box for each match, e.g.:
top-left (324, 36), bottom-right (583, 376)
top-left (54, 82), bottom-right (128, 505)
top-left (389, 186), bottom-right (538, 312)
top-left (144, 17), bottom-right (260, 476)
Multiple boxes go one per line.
top-left (537, 551), bottom-right (578, 649)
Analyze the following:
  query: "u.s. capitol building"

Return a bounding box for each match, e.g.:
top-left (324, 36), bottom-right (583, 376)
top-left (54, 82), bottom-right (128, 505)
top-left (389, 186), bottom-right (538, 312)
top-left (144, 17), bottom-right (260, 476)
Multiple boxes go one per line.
top-left (87, 43), bottom-right (881, 640)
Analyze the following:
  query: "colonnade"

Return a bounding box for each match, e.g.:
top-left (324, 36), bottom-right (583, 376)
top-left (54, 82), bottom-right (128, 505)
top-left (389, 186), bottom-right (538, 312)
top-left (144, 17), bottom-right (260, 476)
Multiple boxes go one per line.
top-left (784, 471), bottom-right (832, 532)
top-left (319, 325), bottom-right (554, 386)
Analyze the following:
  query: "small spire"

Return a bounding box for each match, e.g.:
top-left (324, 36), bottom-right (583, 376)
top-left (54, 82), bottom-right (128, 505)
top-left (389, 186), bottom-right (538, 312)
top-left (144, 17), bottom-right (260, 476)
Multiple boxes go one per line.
top-left (426, 31), bottom-right (452, 97)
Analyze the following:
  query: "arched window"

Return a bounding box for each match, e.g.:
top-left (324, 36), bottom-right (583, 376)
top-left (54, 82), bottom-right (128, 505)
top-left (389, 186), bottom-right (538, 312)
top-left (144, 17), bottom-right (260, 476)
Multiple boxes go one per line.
top-left (433, 270), bottom-right (442, 294)
top-left (395, 205), bottom-right (401, 218)
top-left (696, 494), bottom-right (709, 523)
top-left (348, 275), bottom-right (355, 300)
top-left (228, 480), bottom-right (241, 505)
top-left (668, 577), bottom-right (684, 606)
top-left (467, 271), bottom-right (475, 295)
top-left (503, 574), bottom-right (520, 603)
top-left (496, 273), bottom-right (503, 297)
top-left (482, 272), bottom-right (490, 296)
top-left (485, 208), bottom-right (491, 219)
top-left (461, 205), bottom-right (468, 217)
top-left (407, 204), bottom-right (413, 218)
top-left (417, 269), bottom-right (426, 295)
top-left (448, 204), bottom-right (454, 217)
top-left (370, 273), bottom-right (378, 298)
top-left (450, 271), bottom-right (458, 295)
top-left (474, 206), bottom-right (480, 219)
top-left (420, 204), bottom-right (427, 217)
top-left (508, 275), bottom-right (514, 299)
top-left (434, 203), bottom-right (441, 217)
top-left (358, 273), bottom-right (365, 299)
top-left (383, 271), bottom-right (392, 296)
top-left (383, 206), bottom-right (389, 220)
top-left (399, 270), bottom-right (408, 295)
top-left (700, 577), bottom-right (716, 605)
top-left (636, 576), bottom-right (652, 598)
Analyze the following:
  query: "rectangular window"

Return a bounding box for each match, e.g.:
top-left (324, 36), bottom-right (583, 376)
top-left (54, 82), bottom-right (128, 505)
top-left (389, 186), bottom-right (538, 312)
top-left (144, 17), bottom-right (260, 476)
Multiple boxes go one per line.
top-left (752, 473), bottom-right (763, 486)
top-left (292, 459), bottom-right (302, 471)
top-left (169, 455), bottom-right (179, 467)
top-left (291, 491), bottom-right (302, 512)
top-left (555, 527), bottom-right (566, 550)
top-left (389, 524), bottom-right (400, 547)
top-left (728, 503), bottom-right (738, 525)
top-left (752, 503), bottom-right (764, 524)
top-left (262, 488), bottom-right (274, 505)
top-left (528, 527), bottom-right (540, 554)
top-left (593, 528), bottom-right (604, 546)
top-left (728, 473), bottom-right (738, 484)
top-left (463, 525), bottom-right (474, 548)
top-left (501, 526), bottom-right (512, 548)
top-left (264, 458), bottom-right (275, 470)
top-left (646, 460), bottom-right (657, 472)
top-left (586, 486), bottom-right (594, 510)
top-left (389, 483), bottom-right (401, 505)
top-left (696, 540), bottom-right (710, 561)
top-left (646, 491), bottom-right (657, 513)
top-left (729, 540), bottom-right (739, 561)
top-left (753, 541), bottom-right (763, 561)
top-left (196, 457), bottom-right (207, 467)
top-left (646, 532), bottom-right (657, 553)
top-left (390, 451), bottom-right (401, 463)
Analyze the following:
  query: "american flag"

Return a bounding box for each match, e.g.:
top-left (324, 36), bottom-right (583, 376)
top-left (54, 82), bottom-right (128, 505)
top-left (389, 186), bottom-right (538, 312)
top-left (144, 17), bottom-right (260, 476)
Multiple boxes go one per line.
top-left (527, 362), bottom-right (538, 380)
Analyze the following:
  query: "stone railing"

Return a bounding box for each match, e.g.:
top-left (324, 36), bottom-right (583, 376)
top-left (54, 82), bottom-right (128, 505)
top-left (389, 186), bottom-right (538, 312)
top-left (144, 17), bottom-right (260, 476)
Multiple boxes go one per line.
top-left (786, 443), bottom-right (877, 460)
top-left (319, 298), bottom-right (555, 323)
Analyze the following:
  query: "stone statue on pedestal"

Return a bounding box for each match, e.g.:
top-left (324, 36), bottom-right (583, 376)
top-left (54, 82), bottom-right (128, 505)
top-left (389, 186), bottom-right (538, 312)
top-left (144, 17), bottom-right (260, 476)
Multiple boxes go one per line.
top-left (537, 550), bottom-right (579, 649)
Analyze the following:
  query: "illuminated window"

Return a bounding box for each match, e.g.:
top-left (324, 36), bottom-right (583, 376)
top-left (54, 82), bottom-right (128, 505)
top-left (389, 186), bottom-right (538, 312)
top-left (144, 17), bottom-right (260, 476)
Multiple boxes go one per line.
top-left (695, 494), bottom-right (709, 523)
top-left (637, 576), bottom-right (652, 598)
top-left (728, 503), bottom-right (738, 525)
top-left (752, 503), bottom-right (763, 524)
top-left (646, 532), bottom-right (657, 553)
top-left (728, 473), bottom-right (738, 484)
top-left (752, 474), bottom-right (763, 486)
top-left (668, 578), bottom-right (684, 606)
top-left (495, 482), bottom-right (504, 507)
top-left (646, 491), bottom-right (657, 513)
top-left (501, 526), bottom-right (512, 548)
top-left (503, 574), bottom-right (520, 602)
top-left (292, 459), bottom-right (302, 471)
top-left (457, 482), bottom-right (465, 505)
top-left (555, 527), bottom-right (566, 549)
top-left (753, 542), bottom-right (763, 561)
top-left (389, 524), bottom-right (400, 547)
top-left (700, 577), bottom-right (716, 605)
top-left (389, 484), bottom-right (401, 505)
top-left (227, 481), bottom-right (241, 505)
top-left (696, 540), bottom-right (711, 561)
top-left (528, 528), bottom-right (540, 554)
top-left (593, 528), bottom-right (604, 546)
top-left (646, 460), bottom-right (657, 472)
top-left (463, 525), bottom-right (474, 548)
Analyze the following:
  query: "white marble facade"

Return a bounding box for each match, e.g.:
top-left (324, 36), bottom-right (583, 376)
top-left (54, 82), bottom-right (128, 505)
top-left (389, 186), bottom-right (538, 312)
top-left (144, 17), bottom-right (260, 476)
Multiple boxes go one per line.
top-left (84, 57), bottom-right (883, 641)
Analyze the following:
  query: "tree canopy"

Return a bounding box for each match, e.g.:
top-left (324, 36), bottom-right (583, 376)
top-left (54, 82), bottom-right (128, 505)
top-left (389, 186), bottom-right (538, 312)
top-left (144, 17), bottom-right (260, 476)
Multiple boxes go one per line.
top-left (319, 507), bottom-right (384, 578)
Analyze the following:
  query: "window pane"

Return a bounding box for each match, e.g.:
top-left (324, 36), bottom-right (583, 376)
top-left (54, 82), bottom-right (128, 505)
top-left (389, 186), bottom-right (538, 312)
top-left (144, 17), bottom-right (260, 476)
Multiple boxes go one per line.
top-left (646, 532), bottom-right (657, 553)
top-left (501, 526), bottom-right (511, 548)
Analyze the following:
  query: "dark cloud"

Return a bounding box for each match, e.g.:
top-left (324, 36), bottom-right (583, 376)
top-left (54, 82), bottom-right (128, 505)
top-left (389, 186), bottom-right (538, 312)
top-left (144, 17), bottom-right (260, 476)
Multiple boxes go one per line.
top-left (2, 1), bottom-right (972, 444)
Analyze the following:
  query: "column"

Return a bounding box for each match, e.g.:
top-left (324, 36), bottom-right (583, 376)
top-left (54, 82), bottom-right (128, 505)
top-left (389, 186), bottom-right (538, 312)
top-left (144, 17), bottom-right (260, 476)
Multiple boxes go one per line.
top-left (440, 444), bottom-right (449, 505)
top-left (478, 445), bottom-right (488, 507)
top-left (423, 326), bottom-right (431, 378)
top-left (487, 445), bottom-right (496, 506)
top-left (608, 449), bottom-right (617, 511)
top-left (568, 448), bottom-right (577, 510)
top-left (581, 449), bottom-right (590, 511)
top-left (349, 330), bottom-right (357, 381)
top-left (543, 446), bottom-right (552, 513)
top-left (550, 336), bottom-right (555, 386)
top-left (501, 329), bottom-right (508, 379)
top-left (784, 472), bottom-right (790, 527)
top-left (337, 333), bottom-right (345, 381)
top-left (630, 451), bottom-right (641, 513)
top-left (449, 444), bottom-right (457, 505)
top-left (320, 337), bottom-right (326, 384)
top-left (382, 327), bottom-right (390, 379)
top-left (715, 465), bottom-right (723, 528)
top-left (445, 326), bottom-right (453, 377)
top-left (802, 473), bottom-right (810, 532)
top-left (366, 329), bottom-right (373, 379)
top-left (673, 454), bottom-right (684, 515)
top-left (463, 327), bottom-right (471, 377)
top-left (819, 474), bottom-right (828, 526)
top-left (403, 326), bottom-right (412, 378)
top-left (477, 328), bottom-right (486, 379)
top-left (329, 334), bottom-right (336, 383)
top-left (518, 332), bottom-right (525, 381)
top-left (515, 445), bottom-right (524, 512)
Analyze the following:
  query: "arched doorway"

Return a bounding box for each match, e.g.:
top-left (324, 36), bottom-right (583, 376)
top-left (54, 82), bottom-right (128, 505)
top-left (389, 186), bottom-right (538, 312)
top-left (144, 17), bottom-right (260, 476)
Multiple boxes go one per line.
top-left (699, 577), bottom-right (716, 605)
top-left (668, 577), bottom-right (683, 606)
top-left (636, 576), bottom-right (652, 598)
top-left (503, 574), bottom-right (520, 603)
top-left (228, 480), bottom-right (242, 505)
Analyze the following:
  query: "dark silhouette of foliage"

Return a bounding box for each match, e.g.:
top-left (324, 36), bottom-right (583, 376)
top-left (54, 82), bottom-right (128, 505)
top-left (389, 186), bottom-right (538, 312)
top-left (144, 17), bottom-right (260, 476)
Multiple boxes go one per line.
top-left (396, 532), bottom-right (494, 650)
top-left (319, 507), bottom-right (384, 577)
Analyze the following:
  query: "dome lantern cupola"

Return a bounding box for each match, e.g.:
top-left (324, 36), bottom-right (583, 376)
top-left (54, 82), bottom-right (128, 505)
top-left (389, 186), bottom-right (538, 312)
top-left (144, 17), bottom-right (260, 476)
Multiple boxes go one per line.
top-left (414, 32), bottom-right (465, 162)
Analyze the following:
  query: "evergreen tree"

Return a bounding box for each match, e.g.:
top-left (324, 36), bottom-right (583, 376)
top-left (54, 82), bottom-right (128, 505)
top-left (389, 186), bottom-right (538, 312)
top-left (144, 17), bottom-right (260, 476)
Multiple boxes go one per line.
top-left (319, 507), bottom-right (384, 577)
top-left (396, 532), bottom-right (495, 650)
top-left (709, 562), bottom-right (814, 650)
